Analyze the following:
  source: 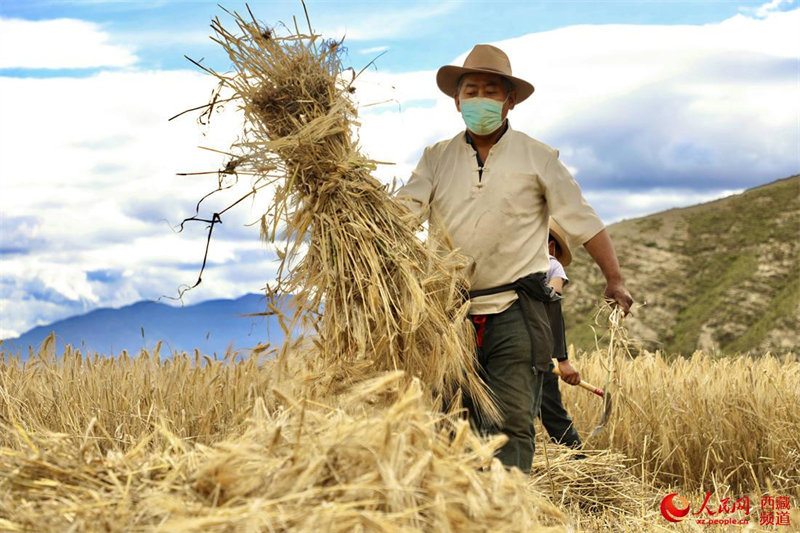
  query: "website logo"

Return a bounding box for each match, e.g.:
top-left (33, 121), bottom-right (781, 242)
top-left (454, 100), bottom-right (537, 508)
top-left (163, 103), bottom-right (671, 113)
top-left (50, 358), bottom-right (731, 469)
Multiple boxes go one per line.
top-left (660, 493), bottom-right (691, 523)
top-left (659, 491), bottom-right (793, 527)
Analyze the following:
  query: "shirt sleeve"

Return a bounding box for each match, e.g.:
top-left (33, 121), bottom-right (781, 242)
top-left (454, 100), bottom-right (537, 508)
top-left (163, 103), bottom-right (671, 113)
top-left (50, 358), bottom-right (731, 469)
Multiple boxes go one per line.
top-left (395, 146), bottom-right (434, 224)
top-left (541, 150), bottom-right (605, 250)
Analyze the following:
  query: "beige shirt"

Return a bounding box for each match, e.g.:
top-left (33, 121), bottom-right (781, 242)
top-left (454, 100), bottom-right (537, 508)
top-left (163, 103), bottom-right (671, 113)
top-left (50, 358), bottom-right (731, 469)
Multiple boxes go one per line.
top-left (397, 125), bottom-right (605, 315)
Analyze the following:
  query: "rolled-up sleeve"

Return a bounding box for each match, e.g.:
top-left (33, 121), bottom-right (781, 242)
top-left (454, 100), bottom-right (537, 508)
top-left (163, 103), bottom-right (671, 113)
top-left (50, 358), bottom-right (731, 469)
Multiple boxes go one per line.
top-left (541, 150), bottom-right (605, 250)
top-left (396, 147), bottom-right (434, 224)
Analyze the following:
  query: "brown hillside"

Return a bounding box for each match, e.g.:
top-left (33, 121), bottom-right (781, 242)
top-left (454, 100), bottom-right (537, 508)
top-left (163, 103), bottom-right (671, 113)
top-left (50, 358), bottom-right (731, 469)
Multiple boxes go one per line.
top-left (563, 175), bottom-right (800, 355)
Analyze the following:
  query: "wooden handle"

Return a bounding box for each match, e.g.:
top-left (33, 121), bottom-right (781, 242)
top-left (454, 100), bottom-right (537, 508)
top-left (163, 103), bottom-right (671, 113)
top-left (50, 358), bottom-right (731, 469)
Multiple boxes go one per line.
top-left (551, 364), bottom-right (604, 397)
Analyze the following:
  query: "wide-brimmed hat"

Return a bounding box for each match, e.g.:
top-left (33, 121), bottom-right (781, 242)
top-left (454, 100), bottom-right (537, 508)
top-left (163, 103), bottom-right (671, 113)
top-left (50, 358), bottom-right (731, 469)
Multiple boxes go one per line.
top-left (548, 218), bottom-right (572, 267)
top-left (436, 44), bottom-right (535, 103)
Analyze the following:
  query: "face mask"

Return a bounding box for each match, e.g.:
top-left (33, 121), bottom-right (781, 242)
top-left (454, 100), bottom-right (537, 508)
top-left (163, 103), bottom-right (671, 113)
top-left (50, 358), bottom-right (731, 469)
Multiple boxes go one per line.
top-left (459, 97), bottom-right (506, 135)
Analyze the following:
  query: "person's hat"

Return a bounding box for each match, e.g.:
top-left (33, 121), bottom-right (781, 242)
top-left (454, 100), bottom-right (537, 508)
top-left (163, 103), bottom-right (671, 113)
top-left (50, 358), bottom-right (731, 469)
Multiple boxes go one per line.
top-left (548, 218), bottom-right (572, 267)
top-left (436, 44), bottom-right (535, 103)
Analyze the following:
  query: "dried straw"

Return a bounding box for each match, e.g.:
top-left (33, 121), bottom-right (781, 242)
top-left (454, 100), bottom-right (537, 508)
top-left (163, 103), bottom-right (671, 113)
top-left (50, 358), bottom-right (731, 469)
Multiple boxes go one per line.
top-left (3, 338), bottom-right (799, 530)
top-left (560, 347), bottom-right (800, 497)
top-left (194, 6), bottom-right (496, 419)
top-left (530, 447), bottom-right (652, 518)
top-left (1, 353), bottom-right (565, 532)
top-left (6, 5), bottom-right (798, 532)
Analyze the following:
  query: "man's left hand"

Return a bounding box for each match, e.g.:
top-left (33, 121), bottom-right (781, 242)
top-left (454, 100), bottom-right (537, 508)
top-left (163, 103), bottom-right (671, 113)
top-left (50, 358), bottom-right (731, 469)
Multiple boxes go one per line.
top-left (604, 279), bottom-right (633, 315)
top-left (558, 360), bottom-right (581, 386)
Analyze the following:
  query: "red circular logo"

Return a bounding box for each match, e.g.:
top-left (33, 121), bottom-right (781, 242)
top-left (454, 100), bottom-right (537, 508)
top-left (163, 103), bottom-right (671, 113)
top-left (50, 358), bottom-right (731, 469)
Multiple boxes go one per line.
top-left (660, 493), bottom-right (691, 522)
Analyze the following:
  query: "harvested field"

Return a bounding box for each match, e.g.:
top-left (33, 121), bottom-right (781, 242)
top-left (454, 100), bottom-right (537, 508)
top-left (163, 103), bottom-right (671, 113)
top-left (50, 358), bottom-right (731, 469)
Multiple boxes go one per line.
top-left (2, 342), bottom-right (798, 531)
top-left (562, 349), bottom-right (800, 496)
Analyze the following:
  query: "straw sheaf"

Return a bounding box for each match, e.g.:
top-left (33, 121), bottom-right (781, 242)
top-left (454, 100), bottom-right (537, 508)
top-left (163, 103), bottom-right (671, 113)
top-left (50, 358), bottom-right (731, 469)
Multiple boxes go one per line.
top-left (530, 448), bottom-right (652, 518)
top-left (197, 9), bottom-right (498, 421)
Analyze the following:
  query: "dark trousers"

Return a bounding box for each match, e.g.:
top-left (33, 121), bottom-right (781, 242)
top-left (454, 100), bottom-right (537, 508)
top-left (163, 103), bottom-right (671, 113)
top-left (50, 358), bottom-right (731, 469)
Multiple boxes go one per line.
top-left (539, 369), bottom-right (582, 448)
top-left (468, 301), bottom-right (545, 472)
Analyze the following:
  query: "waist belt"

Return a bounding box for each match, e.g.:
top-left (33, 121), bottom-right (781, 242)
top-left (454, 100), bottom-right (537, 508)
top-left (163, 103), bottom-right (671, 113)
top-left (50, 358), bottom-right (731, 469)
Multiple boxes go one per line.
top-left (468, 272), bottom-right (561, 302)
top-left (468, 272), bottom-right (560, 373)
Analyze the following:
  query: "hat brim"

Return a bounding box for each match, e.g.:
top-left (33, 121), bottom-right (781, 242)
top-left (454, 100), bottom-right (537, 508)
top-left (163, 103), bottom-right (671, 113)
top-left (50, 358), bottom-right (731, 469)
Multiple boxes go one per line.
top-left (436, 65), bottom-right (535, 103)
top-left (548, 219), bottom-right (572, 267)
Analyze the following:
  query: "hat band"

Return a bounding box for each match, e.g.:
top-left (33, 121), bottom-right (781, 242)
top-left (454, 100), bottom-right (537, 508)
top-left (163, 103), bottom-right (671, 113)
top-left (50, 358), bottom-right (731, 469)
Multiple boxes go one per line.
top-left (463, 65), bottom-right (509, 76)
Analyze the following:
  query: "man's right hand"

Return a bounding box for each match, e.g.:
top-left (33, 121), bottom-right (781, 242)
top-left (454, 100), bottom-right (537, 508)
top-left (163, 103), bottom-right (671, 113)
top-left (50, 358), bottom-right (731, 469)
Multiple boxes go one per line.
top-left (582, 229), bottom-right (634, 315)
top-left (557, 360), bottom-right (581, 386)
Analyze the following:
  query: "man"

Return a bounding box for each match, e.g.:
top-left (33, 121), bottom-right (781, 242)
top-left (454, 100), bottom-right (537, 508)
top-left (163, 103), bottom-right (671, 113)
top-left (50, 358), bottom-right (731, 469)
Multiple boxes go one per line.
top-left (397, 44), bottom-right (632, 472)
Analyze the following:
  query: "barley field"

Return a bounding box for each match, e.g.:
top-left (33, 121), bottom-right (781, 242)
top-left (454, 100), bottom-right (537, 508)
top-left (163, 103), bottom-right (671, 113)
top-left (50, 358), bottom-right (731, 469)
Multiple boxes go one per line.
top-left (1, 336), bottom-right (797, 532)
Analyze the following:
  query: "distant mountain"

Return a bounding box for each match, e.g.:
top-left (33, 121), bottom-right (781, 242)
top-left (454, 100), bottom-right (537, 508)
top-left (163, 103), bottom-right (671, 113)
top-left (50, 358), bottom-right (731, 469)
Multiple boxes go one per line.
top-left (563, 175), bottom-right (799, 355)
top-left (1, 294), bottom-right (288, 359)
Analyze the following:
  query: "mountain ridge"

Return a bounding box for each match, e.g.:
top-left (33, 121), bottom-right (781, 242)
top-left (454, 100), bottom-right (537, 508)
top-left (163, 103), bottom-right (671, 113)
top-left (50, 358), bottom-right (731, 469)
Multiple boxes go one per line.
top-left (2, 293), bottom-right (285, 358)
top-left (563, 175), bottom-right (799, 355)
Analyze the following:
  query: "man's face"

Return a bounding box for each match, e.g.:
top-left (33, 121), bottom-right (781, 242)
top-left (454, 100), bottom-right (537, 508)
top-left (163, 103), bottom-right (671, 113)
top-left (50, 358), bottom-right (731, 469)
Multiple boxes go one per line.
top-left (455, 73), bottom-right (516, 117)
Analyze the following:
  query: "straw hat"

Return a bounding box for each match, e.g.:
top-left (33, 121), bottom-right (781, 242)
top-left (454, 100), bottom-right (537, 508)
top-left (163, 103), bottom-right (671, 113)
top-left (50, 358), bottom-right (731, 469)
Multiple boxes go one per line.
top-left (548, 218), bottom-right (572, 267)
top-left (436, 44), bottom-right (535, 103)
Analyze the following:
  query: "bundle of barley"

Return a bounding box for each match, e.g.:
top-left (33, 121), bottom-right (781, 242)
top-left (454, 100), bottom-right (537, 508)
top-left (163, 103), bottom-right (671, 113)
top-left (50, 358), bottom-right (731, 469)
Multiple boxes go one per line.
top-left (530, 447), bottom-right (652, 518)
top-left (179, 373), bottom-right (564, 532)
top-left (193, 7), bottom-right (495, 418)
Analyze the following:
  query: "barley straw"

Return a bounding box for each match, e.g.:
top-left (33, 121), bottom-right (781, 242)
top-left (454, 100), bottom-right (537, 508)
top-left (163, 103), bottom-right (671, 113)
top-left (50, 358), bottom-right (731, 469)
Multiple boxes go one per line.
top-left (3, 337), bottom-right (799, 531)
top-left (194, 6), bottom-right (497, 420)
top-left (530, 447), bottom-right (653, 518)
top-left (560, 347), bottom-right (800, 498)
top-left (1, 344), bottom-right (565, 532)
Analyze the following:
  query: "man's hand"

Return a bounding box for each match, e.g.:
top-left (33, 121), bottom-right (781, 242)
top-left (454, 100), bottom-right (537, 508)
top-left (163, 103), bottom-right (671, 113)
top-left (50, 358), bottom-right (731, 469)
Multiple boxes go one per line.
top-left (582, 229), bottom-right (634, 315)
top-left (557, 360), bottom-right (581, 386)
top-left (604, 279), bottom-right (634, 315)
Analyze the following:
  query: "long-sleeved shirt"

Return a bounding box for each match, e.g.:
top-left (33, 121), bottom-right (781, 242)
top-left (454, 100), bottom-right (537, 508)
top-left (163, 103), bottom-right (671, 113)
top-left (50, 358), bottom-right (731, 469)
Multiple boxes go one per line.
top-left (397, 123), bottom-right (604, 315)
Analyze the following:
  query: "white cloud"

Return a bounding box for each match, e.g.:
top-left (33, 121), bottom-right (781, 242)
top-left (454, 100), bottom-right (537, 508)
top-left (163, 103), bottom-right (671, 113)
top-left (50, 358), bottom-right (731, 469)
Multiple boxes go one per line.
top-left (359, 46), bottom-right (389, 55)
top-left (583, 188), bottom-right (743, 223)
top-left (2, 6), bottom-right (799, 338)
top-left (321, 2), bottom-right (460, 41)
top-left (354, 7), bottom-right (799, 192)
top-left (0, 67), bottom-right (274, 337)
top-left (749, 0), bottom-right (797, 17)
top-left (0, 17), bottom-right (137, 69)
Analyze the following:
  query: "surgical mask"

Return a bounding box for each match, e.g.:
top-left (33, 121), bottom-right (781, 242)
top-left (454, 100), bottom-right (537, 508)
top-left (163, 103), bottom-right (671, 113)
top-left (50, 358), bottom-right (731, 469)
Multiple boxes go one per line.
top-left (459, 97), bottom-right (506, 135)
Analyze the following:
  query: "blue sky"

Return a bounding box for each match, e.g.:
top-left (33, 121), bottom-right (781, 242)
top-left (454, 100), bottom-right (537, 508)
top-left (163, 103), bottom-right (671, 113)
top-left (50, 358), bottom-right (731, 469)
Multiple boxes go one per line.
top-left (1, 0), bottom-right (798, 340)
top-left (1, 0), bottom-right (791, 74)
